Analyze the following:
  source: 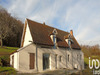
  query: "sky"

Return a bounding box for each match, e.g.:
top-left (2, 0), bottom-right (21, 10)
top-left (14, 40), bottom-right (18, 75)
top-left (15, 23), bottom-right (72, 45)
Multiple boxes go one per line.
top-left (0, 0), bottom-right (100, 46)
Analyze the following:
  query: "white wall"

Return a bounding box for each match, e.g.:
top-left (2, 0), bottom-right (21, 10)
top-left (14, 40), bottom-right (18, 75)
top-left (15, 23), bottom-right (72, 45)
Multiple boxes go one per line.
top-left (10, 52), bottom-right (19, 70)
top-left (23, 23), bottom-right (33, 47)
top-left (10, 44), bottom-right (84, 73)
top-left (66, 50), bottom-right (84, 70)
top-left (37, 47), bottom-right (67, 72)
top-left (18, 44), bottom-right (37, 73)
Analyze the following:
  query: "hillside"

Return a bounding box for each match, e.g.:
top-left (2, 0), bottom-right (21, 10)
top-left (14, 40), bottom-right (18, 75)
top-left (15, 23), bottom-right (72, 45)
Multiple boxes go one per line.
top-left (81, 45), bottom-right (100, 66)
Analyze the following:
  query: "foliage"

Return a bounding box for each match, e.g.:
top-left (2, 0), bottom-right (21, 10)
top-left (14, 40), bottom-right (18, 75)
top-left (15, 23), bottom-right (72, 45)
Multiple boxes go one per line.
top-left (81, 44), bottom-right (100, 57)
top-left (0, 55), bottom-right (10, 66)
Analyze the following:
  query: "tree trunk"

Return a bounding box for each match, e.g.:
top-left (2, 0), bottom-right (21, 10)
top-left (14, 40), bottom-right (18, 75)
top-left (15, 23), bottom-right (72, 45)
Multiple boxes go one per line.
top-left (0, 38), bottom-right (3, 47)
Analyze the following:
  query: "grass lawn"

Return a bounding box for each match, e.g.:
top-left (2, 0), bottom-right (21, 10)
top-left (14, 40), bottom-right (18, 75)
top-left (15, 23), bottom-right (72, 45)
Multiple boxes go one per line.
top-left (84, 56), bottom-right (100, 66)
top-left (0, 47), bottom-right (18, 75)
top-left (0, 46), bottom-right (19, 55)
top-left (0, 67), bottom-right (16, 75)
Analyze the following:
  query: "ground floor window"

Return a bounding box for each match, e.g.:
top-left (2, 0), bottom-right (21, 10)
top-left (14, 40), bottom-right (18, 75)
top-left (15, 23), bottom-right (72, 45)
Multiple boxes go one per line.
top-left (68, 55), bottom-right (69, 62)
top-left (43, 53), bottom-right (50, 70)
top-left (59, 56), bottom-right (62, 62)
top-left (77, 55), bottom-right (78, 61)
top-left (80, 55), bottom-right (81, 60)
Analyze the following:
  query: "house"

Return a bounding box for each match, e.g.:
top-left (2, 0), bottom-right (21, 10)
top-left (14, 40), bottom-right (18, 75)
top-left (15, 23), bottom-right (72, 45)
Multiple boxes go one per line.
top-left (10, 19), bottom-right (84, 73)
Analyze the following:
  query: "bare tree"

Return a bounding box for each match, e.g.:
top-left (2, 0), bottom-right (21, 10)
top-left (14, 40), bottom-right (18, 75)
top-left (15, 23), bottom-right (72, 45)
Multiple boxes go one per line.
top-left (0, 9), bottom-right (15, 47)
top-left (0, 6), bottom-right (23, 47)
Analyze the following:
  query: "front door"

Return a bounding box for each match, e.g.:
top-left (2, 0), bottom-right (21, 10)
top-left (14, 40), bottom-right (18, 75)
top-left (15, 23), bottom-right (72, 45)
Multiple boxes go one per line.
top-left (30, 53), bottom-right (35, 69)
top-left (43, 53), bottom-right (50, 70)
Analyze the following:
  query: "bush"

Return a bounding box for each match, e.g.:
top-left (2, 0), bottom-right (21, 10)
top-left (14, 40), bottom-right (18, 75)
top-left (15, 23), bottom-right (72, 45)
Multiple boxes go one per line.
top-left (0, 55), bottom-right (10, 66)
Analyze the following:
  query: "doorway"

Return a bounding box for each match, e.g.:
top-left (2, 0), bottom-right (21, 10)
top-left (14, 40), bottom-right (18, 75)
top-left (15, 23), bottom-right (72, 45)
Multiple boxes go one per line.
top-left (43, 53), bottom-right (50, 70)
top-left (30, 53), bottom-right (35, 69)
top-left (12, 55), bottom-right (14, 67)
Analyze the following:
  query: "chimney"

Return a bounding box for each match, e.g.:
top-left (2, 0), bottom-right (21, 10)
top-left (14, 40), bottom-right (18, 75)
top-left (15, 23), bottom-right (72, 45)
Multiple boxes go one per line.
top-left (43, 22), bottom-right (45, 25)
top-left (70, 30), bottom-right (73, 36)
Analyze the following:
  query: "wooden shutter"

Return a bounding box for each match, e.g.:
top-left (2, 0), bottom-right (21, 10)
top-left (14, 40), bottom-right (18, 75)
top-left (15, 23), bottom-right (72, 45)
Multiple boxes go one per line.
top-left (30, 53), bottom-right (35, 69)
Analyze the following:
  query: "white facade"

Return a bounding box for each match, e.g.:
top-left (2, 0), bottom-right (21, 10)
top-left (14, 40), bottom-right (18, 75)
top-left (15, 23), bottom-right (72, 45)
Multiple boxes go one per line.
top-left (10, 44), bottom-right (84, 73)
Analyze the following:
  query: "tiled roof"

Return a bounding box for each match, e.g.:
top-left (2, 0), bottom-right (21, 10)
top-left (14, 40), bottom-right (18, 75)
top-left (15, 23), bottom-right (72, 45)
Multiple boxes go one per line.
top-left (27, 19), bottom-right (81, 50)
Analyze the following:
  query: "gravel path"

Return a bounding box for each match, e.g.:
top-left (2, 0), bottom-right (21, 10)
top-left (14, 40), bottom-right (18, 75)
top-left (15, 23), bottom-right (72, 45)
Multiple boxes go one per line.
top-left (17, 69), bottom-right (79, 75)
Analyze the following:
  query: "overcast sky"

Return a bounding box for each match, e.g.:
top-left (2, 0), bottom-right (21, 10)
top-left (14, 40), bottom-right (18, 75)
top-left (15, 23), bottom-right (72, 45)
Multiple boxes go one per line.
top-left (0, 0), bottom-right (100, 46)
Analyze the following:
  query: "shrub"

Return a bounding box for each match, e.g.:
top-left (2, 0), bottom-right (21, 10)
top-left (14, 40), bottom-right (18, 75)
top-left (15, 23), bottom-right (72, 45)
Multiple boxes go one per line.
top-left (0, 55), bottom-right (10, 66)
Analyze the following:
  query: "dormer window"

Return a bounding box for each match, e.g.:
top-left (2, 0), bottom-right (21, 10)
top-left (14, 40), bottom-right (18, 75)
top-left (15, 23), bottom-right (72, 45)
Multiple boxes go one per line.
top-left (50, 29), bottom-right (58, 49)
top-left (64, 30), bottom-right (74, 49)
top-left (68, 34), bottom-right (73, 48)
top-left (68, 35), bottom-right (71, 47)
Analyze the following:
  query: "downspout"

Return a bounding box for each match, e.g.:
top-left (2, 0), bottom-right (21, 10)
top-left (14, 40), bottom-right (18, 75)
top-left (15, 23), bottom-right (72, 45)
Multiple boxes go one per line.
top-left (71, 48), bottom-right (74, 69)
top-left (36, 43), bottom-right (38, 71)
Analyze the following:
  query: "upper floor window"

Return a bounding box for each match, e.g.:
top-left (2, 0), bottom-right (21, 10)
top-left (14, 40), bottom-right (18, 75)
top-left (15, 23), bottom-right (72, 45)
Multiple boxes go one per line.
top-left (64, 34), bottom-right (73, 49)
top-left (50, 29), bottom-right (58, 49)
top-left (59, 56), bottom-right (62, 62)
top-left (68, 39), bottom-right (71, 47)
top-left (68, 34), bottom-right (73, 48)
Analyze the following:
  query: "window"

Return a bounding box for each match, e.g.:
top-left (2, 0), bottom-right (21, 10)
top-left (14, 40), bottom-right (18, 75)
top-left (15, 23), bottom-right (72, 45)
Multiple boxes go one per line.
top-left (52, 29), bottom-right (58, 49)
top-left (53, 35), bottom-right (56, 43)
top-left (67, 34), bottom-right (73, 48)
top-left (68, 39), bottom-right (71, 46)
top-left (80, 55), bottom-right (81, 60)
top-left (68, 55), bottom-right (69, 62)
top-left (77, 55), bottom-right (78, 61)
top-left (53, 35), bottom-right (56, 49)
top-left (59, 56), bottom-right (62, 62)
top-left (43, 53), bottom-right (50, 70)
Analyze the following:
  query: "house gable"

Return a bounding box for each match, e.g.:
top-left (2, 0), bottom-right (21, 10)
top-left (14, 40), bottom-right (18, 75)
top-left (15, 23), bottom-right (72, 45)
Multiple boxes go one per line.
top-left (21, 19), bottom-right (33, 47)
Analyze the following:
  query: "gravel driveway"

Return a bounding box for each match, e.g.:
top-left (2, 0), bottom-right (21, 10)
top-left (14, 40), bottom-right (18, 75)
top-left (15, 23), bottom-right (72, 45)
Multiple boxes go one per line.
top-left (17, 69), bottom-right (79, 75)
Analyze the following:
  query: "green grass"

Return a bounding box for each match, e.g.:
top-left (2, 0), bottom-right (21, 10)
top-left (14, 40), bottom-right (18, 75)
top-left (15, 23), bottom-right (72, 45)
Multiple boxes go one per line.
top-left (0, 46), bottom-right (19, 67)
top-left (0, 67), bottom-right (16, 75)
top-left (84, 56), bottom-right (100, 67)
top-left (0, 46), bottom-right (19, 55)
top-left (0, 47), bottom-right (18, 74)
top-left (84, 57), bottom-right (89, 65)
